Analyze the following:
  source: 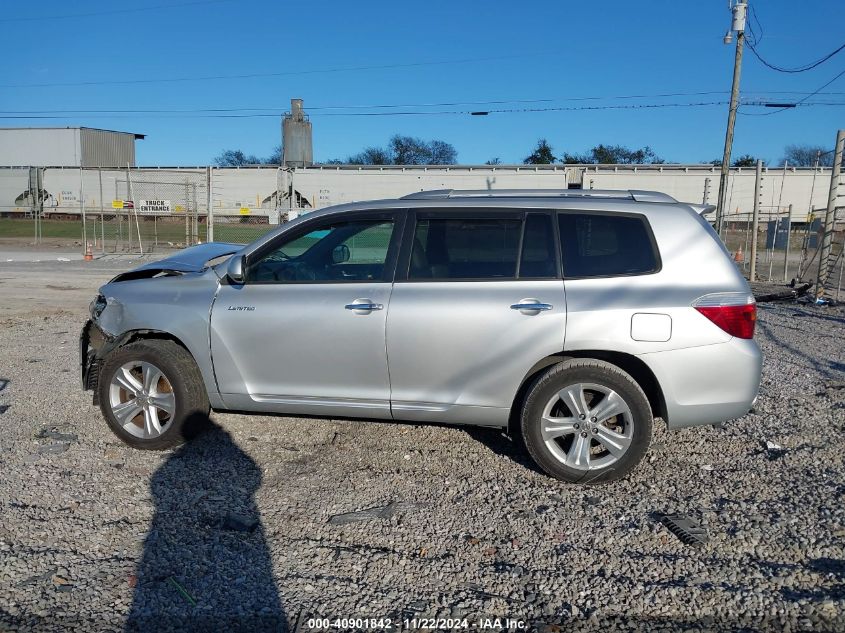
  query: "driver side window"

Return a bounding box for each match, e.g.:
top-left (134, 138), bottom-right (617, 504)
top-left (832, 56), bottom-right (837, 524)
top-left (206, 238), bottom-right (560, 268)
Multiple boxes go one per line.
top-left (247, 217), bottom-right (395, 283)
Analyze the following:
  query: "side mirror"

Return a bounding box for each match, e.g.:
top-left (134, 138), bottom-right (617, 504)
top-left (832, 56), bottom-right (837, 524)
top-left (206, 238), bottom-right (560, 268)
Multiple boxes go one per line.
top-left (227, 254), bottom-right (245, 283)
top-left (332, 243), bottom-right (350, 264)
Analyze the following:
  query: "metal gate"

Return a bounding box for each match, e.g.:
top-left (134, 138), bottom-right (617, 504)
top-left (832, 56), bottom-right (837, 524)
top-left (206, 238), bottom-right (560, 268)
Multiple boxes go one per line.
top-left (83, 168), bottom-right (208, 254)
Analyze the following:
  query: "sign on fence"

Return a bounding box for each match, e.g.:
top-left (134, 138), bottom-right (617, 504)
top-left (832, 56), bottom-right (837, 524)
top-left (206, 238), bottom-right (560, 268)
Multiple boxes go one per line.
top-left (112, 200), bottom-right (124, 209)
top-left (138, 199), bottom-right (172, 214)
top-left (766, 218), bottom-right (791, 250)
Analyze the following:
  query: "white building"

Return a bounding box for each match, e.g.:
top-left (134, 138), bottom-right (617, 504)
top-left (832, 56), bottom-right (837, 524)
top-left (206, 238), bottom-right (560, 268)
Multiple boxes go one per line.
top-left (0, 127), bottom-right (144, 167)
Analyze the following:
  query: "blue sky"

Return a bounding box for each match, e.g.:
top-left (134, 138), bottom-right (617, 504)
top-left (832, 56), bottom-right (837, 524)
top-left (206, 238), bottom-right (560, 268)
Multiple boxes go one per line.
top-left (2, 0), bottom-right (843, 165)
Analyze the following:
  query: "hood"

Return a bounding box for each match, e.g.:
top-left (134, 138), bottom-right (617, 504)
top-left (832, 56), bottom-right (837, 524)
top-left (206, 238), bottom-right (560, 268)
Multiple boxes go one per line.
top-left (109, 242), bottom-right (243, 282)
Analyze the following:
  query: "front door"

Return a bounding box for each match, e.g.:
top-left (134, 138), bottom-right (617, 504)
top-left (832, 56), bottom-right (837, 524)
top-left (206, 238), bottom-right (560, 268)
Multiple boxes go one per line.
top-left (386, 210), bottom-right (567, 426)
top-left (210, 211), bottom-right (401, 418)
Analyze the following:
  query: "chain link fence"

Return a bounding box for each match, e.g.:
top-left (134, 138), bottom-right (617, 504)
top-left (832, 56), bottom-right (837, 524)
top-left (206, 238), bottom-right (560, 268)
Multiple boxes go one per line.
top-left (720, 207), bottom-right (844, 295)
top-left (716, 137), bottom-right (844, 299)
top-left (67, 168), bottom-right (210, 254)
top-left (0, 166), bottom-right (297, 254)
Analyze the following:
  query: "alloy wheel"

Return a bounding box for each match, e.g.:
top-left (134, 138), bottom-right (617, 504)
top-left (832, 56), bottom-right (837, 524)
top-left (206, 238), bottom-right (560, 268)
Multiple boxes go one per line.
top-left (108, 361), bottom-right (176, 439)
top-left (540, 382), bottom-right (634, 471)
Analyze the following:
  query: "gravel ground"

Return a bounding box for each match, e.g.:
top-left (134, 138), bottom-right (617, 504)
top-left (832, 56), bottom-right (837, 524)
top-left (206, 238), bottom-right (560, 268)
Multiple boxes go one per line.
top-left (0, 262), bottom-right (844, 632)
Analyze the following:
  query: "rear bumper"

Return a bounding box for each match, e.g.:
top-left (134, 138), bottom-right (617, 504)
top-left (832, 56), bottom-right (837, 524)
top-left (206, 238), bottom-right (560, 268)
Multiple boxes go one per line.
top-left (639, 337), bottom-right (762, 428)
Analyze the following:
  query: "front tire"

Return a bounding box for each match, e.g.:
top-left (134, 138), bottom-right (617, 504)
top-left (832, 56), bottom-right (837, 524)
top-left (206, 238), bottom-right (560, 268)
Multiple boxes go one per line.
top-left (98, 339), bottom-right (210, 450)
top-left (521, 359), bottom-right (652, 484)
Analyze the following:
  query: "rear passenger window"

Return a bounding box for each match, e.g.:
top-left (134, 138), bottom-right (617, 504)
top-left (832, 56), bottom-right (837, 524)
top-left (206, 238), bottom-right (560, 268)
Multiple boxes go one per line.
top-left (409, 218), bottom-right (521, 279)
top-left (558, 213), bottom-right (658, 278)
top-left (519, 214), bottom-right (556, 278)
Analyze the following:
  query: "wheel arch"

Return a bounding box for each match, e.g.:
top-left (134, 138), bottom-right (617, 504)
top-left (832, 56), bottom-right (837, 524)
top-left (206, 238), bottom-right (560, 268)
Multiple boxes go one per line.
top-left (117, 328), bottom-right (192, 352)
top-left (91, 327), bottom-right (219, 407)
top-left (508, 350), bottom-right (668, 435)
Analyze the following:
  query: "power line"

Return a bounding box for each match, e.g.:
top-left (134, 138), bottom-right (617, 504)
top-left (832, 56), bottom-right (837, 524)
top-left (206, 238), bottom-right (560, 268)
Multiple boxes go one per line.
top-left (0, 94), bottom-right (728, 115)
top-left (745, 9), bottom-right (845, 74)
top-left (748, 5), bottom-right (764, 46)
top-left (0, 102), bottom-right (730, 120)
top-left (741, 68), bottom-right (845, 116)
top-left (0, 0), bottom-right (235, 23)
top-left (748, 39), bottom-right (845, 73)
top-left (0, 54), bottom-right (534, 89)
top-left (1, 97), bottom-right (842, 121)
top-left (8, 100), bottom-right (841, 121)
top-left (3, 90), bottom-right (844, 116)
top-left (745, 6), bottom-right (845, 73)
top-left (0, 101), bottom-right (841, 120)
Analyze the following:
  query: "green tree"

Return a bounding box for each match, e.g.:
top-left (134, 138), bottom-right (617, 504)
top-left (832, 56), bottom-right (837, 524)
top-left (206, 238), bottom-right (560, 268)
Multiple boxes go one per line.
top-left (560, 151), bottom-right (593, 164)
top-left (485, 157), bottom-right (502, 165)
top-left (732, 154), bottom-right (761, 167)
top-left (562, 144), bottom-right (664, 164)
top-left (524, 139), bottom-right (555, 164)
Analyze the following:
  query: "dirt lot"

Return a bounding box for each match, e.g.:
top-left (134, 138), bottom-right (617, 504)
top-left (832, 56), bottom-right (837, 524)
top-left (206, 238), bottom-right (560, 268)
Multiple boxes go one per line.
top-left (0, 258), bottom-right (844, 632)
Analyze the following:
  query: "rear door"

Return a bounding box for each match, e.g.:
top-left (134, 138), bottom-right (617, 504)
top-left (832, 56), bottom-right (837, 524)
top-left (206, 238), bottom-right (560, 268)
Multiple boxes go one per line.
top-left (385, 209), bottom-right (567, 426)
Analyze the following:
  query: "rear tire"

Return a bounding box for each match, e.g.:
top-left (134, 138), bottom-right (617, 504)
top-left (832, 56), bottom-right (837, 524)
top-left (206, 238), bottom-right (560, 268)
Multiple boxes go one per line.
top-left (521, 359), bottom-right (652, 484)
top-left (98, 339), bottom-right (210, 450)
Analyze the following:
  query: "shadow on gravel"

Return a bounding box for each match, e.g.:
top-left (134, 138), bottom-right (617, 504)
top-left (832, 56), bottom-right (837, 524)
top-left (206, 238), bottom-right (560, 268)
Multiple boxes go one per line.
top-left (779, 557), bottom-right (845, 601)
top-left (463, 427), bottom-right (546, 476)
top-left (756, 317), bottom-right (845, 378)
top-left (787, 306), bottom-right (845, 326)
top-left (126, 417), bottom-right (288, 632)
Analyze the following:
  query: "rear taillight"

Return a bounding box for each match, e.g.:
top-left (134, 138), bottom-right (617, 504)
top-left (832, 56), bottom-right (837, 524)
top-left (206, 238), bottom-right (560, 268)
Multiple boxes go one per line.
top-left (693, 293), bottom-right (756, 339)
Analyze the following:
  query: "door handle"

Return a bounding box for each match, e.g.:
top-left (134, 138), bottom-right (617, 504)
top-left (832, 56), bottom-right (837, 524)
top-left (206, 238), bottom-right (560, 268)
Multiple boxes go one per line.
top-left (510, 300), bottom-right (553, 312)
top-left (345, 299), bottom-right (383, 311)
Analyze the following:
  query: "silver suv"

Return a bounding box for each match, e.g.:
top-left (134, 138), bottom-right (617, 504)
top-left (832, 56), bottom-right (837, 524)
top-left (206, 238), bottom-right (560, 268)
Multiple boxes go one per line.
top-left (81, 189), bottom-right (761, 483)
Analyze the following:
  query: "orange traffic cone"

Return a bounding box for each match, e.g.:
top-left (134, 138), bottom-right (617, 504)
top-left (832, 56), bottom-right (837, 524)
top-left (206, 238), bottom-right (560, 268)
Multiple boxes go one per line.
top-left (84, 242), bottom-right (94, 261)
top-left (734, 245), bottom-right (744, 263)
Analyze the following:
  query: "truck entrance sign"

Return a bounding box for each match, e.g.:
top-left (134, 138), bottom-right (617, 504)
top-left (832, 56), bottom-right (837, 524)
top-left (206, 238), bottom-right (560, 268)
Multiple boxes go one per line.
top-left (138, 200), bottom-right (172, 214)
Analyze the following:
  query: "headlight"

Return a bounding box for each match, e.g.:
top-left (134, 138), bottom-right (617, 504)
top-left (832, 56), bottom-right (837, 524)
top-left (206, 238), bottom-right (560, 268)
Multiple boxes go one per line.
top-left (90, 294), bottom-right (107, 320)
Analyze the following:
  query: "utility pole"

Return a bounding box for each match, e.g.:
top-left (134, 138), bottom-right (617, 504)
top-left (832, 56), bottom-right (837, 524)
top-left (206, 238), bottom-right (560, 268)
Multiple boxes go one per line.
top-left (715, 0), bottom-right (748, 234)
top-left (783, 204), bottom-right (792, 282)
top-left (750, 158), bottom-right (762, 282)
top-left (206, 166), bottom-right (214, 243)
top-left (816, 129), bottom-right (845, 300)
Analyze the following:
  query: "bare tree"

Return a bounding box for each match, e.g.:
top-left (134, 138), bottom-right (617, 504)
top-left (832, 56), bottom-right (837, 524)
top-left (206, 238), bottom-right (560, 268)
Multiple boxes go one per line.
top-left (781, 144), bottom-right (834, 167)
top-left (333, 135), bottom-right (458, 165)
top-left (426, 139), bottom-right (458, 165)
top-left (265, 145), bottom-right (282, 165)
top-left (214, 147), bottom-right (282, 166)
top-left (346, 147), bottom-right (393, 165)
top-left (214, 150), bottom-right (262, 167)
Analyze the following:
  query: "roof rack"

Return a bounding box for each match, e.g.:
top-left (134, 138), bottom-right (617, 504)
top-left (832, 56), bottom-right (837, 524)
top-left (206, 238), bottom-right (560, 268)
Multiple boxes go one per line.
top-left (400, 189), bottom-right (678, 203)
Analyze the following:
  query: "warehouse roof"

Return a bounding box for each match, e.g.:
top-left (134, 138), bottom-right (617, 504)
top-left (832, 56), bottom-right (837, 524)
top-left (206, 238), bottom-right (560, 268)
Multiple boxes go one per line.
top-left (0, 126), bottom-right (145, 140)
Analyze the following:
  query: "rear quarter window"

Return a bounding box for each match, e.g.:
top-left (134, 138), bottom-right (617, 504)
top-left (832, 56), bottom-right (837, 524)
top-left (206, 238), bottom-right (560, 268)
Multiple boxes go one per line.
top-left (558, 212), bottom-right (659, 278)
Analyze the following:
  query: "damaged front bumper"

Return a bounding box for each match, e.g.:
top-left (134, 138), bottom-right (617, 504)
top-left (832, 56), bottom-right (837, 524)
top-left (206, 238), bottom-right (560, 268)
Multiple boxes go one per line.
top-left (80, 319), bottom-right (113, 405)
